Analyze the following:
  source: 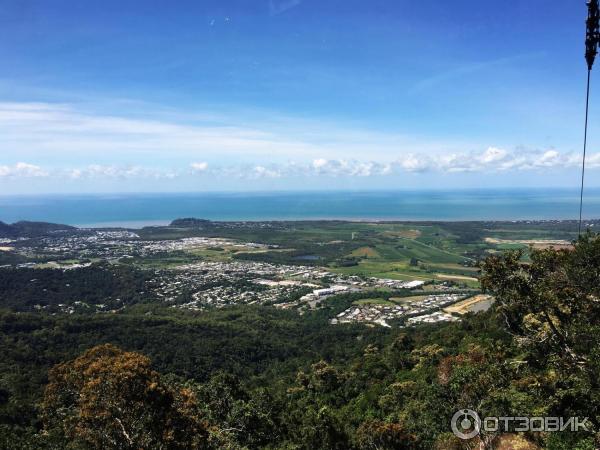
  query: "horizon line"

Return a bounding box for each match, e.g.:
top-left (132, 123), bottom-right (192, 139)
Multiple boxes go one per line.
top-left (2, 186), bottom-right (600, 198)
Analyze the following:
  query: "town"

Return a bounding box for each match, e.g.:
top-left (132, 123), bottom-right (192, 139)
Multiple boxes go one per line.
top-left (331, 293), bottom-right (466, 328)
top-left (0, 228), bottom-right (482, 327)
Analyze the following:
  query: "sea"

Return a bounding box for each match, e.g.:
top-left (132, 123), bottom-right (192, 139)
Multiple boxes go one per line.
top-left (0, 189), bottom-right (599, 228)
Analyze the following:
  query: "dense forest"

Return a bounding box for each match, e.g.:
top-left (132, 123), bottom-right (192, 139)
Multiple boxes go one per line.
top-left (1, 234), bottom-right (600, 449)
top-left (0, 264), bottom-right (154, 312)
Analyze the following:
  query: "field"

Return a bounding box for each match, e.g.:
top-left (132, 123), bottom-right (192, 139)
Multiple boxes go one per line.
top-left (352, 298), bottom-right (396, 306)
top-left (484, 237), bottom-right (573, 250)
top-left (131, 219), bottom-right (586, 289)
top-left (2, 218), bottom-right (589, 289)
top-left (389, 295), bottom-right (430, 304)
top-left (444, 294), bottom-right (494, 314)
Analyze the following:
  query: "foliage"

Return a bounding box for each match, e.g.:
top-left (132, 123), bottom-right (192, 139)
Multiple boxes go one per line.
top-left (3, 233), bottom-right (600, 448)
top-left (0, 264), bottom-right (153, 311)
top-left (42, 344), bottom-right (210, 449)
top-left (0, 221), bottom-right (76, 238)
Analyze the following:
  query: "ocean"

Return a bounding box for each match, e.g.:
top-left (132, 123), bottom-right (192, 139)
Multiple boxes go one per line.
top-left (0, 189), bottom-right (599, 228)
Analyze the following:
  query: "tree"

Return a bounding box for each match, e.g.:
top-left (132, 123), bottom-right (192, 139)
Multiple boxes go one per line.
top-left (194, 372), bottom-right (281, 448)
top-left (356, 420), bottom-right (416, 449)
top-left (480, 233), bottom-right (600, 434)
top-left (481, 234), bottom-right (600, 374)
top-left (42, 344), bottom-right (210, 450)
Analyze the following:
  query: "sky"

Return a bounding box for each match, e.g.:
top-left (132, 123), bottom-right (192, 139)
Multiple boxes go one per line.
top-left (0, 0), bottom-right (599, 194)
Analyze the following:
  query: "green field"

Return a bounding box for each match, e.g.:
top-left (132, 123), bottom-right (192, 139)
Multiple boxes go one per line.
top-left (12, 219), bottom-right (579, 285)
top-left (130, 220), bottom-right (586, 287)
top-left (352, 298), bottom-right (396, 306)
top-left (390, 295), bottom-right (430, 304)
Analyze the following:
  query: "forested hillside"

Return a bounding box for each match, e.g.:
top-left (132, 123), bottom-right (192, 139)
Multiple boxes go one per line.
top-left (0, 221), bottom-right (76, 238)
top-left (1, 234), bottom-right (600, 449)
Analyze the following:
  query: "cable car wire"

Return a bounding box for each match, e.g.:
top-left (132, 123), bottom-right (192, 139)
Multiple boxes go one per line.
top-left (581, 0), bottom-right (599, 235)
top-left (580, 69), bottom-right (591, 235)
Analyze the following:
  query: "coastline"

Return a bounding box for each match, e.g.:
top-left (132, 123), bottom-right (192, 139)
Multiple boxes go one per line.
top-left (2, 188), bottom-right (600, 226)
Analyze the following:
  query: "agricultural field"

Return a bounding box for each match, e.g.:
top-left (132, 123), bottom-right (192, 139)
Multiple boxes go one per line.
top-left (1, 218), bottom-right (593, 290)
top-left (444, 294), bottom-right (495, 315)
top-left (147, 219), bottom-right (584, 287)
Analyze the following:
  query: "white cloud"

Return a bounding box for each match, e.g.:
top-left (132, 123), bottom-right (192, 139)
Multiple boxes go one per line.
top-left (190, 162), bottom-right (208, 172)
top-left (68, 169), bottom-right (83, 179)
top-left (312, 158), bottom-right (328, 170)
top-left (2, 101), bottom-right (596, 183)
top-left (0, 102), bottom-right (328, 160)
top-left (587, 153), bottom-right (600, 168)
top-left (396, 154), bottom-right (429, 172)
top-left (252, 166), bottom-right (282, 178)
top-left (396, 147), bottom-right (591, 173)
top-left (478, 146), bottom-right (508, 164)
top-left (0, 101), bottom-right (487, 166)
top-left (2, 146), bottom-right (600, 187)
top-left (3, 145), bottom-right (598, 183)
top-left (437, 153), bottom-right (474, 172)
top-left (534, 150), bottom-right (561, 167)
top-left (65, 165), bottom-right (178, 180)
top-left (0, 162), bottom-right (48, 178)
top-left (309, 159), bottom-right (390, 177)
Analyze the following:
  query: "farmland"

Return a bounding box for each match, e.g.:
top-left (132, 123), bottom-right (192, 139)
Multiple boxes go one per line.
top-left (134, 219), bottom-right (586, 287)
top-left (2, 218), bottom-right (591, 290)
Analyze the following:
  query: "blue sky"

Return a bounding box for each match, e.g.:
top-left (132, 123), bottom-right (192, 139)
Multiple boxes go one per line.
top-left (0, 0), bottom-right (598, 193)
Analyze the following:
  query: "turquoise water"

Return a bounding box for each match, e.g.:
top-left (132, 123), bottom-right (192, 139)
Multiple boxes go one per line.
top-left (0, 189), bottom-right (599, 227)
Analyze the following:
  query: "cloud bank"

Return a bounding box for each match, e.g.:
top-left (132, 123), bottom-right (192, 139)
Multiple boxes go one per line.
top-left (1, 147), bottom-right (598, 181)
top-left (1, 102), bottom-right (598, 187)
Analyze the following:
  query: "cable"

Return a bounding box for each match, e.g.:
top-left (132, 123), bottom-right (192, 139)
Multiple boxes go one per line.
top-left (579, 69), bottom-right (591, 236)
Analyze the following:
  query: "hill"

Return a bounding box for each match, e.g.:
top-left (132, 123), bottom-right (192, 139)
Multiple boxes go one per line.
top-left (0, 220), bottom-right (76, 238)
